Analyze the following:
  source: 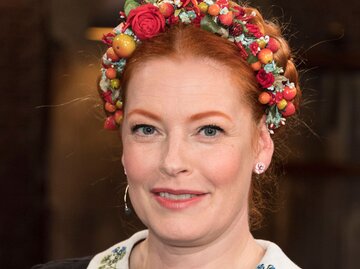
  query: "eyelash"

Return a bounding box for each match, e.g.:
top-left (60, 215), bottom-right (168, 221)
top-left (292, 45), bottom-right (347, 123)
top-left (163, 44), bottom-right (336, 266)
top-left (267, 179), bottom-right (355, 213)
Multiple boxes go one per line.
top-left (130, 124), bottom-right (224, 137)
top-left (198, 124), bottom-right (224, 137)
top-left (131, 124), bottom-right (156, 135)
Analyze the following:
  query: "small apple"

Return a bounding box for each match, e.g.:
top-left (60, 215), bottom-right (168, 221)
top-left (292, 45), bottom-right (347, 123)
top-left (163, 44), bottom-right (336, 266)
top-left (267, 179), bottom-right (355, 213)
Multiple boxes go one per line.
top-left (114, 110), bottom-right (123, 124)
top-left (208, 4), bottom-right (220, 16)
top-left (219, 11), bottom-right (233, 26)
top-left (266, 37), bottom-right (280, 53)
top-left (104, 116), bottom-right (117, 130)
top-left (198, 2), bottom-right (208, 14)
top-left (159, 3), bottom-right (174, 18)
top-left (283, 86), bottom-right (297, 101)
top-left (112, 34), bottom-right (136, 58)
top-left (258, 92), bottom-right (271, 104)
top-left (277, 99), bottom-right (287, 110)
top-left (282, 101), bottom-right (296, 117)
top-left (257, 48), bottom-right (273, 64)
top-left (116, 100), bottom-right (123, 109)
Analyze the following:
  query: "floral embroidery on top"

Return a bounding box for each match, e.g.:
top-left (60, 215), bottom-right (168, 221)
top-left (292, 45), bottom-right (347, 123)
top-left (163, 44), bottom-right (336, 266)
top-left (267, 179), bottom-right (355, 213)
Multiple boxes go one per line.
top-left (99, 246), bottom-right (126, 269)
top-left (257, 264), bottom-right (276, 269)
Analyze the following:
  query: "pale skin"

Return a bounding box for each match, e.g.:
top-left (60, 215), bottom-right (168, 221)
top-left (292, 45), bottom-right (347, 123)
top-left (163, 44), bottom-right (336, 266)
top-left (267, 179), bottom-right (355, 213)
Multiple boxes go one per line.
top-left (121, 57), bottom-right (274, 269)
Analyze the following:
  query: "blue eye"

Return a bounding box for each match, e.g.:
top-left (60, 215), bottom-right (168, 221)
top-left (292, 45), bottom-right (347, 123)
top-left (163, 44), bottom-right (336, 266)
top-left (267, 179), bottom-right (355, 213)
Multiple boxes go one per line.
top-left (131, 124), bottom-right (156, 135)
top-left (199, 125), bottom-right (224, 137)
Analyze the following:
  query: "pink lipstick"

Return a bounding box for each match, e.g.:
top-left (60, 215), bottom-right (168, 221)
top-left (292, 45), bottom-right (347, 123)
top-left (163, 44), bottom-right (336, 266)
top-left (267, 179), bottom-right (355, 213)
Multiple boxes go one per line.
top-left (151, 188), bottom-right (208, 210)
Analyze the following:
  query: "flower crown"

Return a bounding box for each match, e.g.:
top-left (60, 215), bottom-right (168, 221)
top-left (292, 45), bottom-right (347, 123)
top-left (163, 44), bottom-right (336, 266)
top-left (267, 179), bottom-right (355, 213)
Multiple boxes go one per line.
top-left (99, 0), bottom-right (298, 134)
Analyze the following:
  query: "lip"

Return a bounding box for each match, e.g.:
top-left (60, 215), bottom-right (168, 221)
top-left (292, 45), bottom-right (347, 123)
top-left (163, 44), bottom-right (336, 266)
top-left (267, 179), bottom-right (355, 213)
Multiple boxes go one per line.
top-left (151, 188), bottom-right (208, 210)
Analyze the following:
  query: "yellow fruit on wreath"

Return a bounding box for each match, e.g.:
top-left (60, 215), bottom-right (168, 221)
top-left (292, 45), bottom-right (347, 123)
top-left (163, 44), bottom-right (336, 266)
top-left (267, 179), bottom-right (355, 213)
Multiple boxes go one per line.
top-left (112, 34), bottom-right (136, 58)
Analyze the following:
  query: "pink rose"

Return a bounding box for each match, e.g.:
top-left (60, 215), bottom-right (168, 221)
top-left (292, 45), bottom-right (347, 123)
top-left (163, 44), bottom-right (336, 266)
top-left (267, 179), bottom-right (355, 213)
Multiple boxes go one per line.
top-left (256, 69), bottom-right (275, 88)
top-left (127, 4), bottom-right (166, 40)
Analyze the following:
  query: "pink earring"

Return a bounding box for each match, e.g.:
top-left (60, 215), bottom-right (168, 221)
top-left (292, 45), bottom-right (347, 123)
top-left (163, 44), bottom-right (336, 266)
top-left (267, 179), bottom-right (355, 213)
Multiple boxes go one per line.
top-left (254, 162), bottom-right (266, 174)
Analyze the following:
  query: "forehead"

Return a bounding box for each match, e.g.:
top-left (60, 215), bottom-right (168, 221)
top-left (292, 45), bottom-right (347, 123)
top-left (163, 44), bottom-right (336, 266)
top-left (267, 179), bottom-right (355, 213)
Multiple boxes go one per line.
top-left (125, 57), bottom-right (249, 116)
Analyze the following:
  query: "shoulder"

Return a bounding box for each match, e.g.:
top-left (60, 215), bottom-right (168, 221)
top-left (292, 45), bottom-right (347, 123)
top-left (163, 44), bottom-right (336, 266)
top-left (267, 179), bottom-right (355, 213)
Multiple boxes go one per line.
top-left (256, 239), bottom-right (301, 269)
top-left (31, 256), bottom-right (93, 269)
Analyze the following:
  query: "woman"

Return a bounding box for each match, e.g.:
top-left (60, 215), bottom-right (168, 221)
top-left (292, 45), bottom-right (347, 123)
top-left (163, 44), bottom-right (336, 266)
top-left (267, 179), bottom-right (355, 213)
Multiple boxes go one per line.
top-left (34, 0), bottom-right (301, 268)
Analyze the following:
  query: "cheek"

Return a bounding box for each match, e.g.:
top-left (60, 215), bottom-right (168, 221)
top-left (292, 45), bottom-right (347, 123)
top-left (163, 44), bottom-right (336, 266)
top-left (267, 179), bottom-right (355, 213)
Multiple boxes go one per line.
top-left (122, 143), bottom-right (158, 184)
top-left (201, 142), bottom-right (254, 187)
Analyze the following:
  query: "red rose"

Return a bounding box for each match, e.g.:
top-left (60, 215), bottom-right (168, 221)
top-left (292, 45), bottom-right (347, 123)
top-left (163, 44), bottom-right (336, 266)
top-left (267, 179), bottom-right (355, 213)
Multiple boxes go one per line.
top-left (249, 41), bottom-right (259, 56)
top-left (246, 23), bottom-right (263, 38)
top-left (256, 69), bottom-right (275, 88)
top-left (127, 4), bottom-right (165, 40)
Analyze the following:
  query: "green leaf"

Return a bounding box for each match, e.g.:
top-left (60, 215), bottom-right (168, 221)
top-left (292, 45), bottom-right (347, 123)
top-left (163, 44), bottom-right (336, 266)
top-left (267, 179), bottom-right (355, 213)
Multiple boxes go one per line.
top-left (200, 15), bottom-right (222, 34)
top-left (124, 0), bottom-right (140, 16)
top-left (247, 54), bottom-right (258, 64)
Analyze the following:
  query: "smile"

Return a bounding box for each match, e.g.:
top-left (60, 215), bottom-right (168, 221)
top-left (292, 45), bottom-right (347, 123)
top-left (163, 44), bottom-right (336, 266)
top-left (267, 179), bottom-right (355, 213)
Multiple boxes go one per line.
top-left (151, 189), bottom-right (207, 210)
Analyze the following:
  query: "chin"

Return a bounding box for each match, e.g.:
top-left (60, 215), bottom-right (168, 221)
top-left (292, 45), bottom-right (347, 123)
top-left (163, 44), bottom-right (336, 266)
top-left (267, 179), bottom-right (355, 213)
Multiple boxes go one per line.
top-left (145, 214), bottom-right (219, 246)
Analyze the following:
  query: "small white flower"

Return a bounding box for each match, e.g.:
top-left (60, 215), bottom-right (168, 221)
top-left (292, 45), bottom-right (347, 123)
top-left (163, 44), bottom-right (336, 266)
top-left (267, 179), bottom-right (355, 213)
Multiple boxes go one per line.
top-left (204, 0), bottom-right (214, 5)
top-left (220, 7), bottom-right (229, 15)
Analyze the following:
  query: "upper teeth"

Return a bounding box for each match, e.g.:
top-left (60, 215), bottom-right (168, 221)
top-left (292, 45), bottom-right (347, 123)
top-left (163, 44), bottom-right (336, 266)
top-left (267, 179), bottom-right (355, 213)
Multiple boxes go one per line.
top-left (159, 192), bottom-right (197, 200)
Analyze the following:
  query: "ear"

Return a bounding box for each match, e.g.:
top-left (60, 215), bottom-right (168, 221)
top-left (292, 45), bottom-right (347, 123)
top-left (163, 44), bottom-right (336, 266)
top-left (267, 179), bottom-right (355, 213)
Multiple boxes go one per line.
top-left (121, 154), bottom-right (127, 175)
top-left (253, 116), bottom-right (274, 173)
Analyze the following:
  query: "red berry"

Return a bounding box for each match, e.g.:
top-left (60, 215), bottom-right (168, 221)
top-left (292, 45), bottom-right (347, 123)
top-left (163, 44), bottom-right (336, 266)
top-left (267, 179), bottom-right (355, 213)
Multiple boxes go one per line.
top-left (105, 68), bottom-right (117, 79)
top-left (258, 92), bottom-right (271, 104)
top-left (283, 86), bottom-right (297, 101)
top-left (282, 102), bottom-right (296, 117)
top-left (250, 61), bottom-right (261, 71)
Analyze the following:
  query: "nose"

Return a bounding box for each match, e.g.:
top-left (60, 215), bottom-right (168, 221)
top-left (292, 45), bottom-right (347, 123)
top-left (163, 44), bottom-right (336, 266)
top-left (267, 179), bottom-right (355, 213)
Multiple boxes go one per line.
top-left (159, 134), bottom-right (192, 177)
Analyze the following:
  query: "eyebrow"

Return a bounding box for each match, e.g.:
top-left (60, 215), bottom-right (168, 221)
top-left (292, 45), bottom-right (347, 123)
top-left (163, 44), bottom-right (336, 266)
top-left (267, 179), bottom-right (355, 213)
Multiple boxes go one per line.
top-left (127, 109), bottom-right (233, 122)
top-left (127, 109), bottom-right (162, 121)
top-left (189, 111), bottom-right (232, 122)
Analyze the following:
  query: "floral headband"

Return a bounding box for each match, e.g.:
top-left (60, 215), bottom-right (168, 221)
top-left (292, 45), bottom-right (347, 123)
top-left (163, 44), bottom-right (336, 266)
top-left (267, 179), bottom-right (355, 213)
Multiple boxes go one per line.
top-left (99, 0), bottom-right (297, 134)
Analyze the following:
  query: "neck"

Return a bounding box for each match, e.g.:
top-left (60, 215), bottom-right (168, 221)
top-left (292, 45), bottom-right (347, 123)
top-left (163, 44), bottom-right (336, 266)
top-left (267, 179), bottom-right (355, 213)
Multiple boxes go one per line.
top-left (130, 213), bottom-right (265, 269)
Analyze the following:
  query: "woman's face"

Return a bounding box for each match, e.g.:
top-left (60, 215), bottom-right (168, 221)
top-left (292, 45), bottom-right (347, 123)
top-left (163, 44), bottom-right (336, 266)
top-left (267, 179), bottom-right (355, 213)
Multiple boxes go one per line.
top-left (121, 57), bottom-right (272, 245)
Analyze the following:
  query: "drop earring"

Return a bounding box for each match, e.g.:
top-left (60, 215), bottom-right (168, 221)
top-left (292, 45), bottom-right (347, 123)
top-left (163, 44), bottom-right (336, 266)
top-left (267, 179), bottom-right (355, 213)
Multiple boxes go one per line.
top-left (254, 162), bottom-right (266, 174)
top-left (124, 185), bottom-right (132, 215)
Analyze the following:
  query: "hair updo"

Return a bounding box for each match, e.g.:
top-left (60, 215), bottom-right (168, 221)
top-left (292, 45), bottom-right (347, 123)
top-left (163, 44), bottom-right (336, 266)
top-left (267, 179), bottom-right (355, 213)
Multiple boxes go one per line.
top-left (117, 5), bottom-right (301, 229)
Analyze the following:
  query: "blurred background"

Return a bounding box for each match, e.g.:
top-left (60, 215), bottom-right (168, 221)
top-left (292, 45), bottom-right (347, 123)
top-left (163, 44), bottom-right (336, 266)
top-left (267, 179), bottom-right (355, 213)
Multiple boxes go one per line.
top-left (1, 0), bottom-right (359, 268)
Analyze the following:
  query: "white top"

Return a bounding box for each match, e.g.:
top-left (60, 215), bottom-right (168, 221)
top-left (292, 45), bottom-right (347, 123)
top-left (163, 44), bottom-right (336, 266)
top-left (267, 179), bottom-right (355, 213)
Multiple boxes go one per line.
top-left (87, 230), bottom-right (301, 269)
